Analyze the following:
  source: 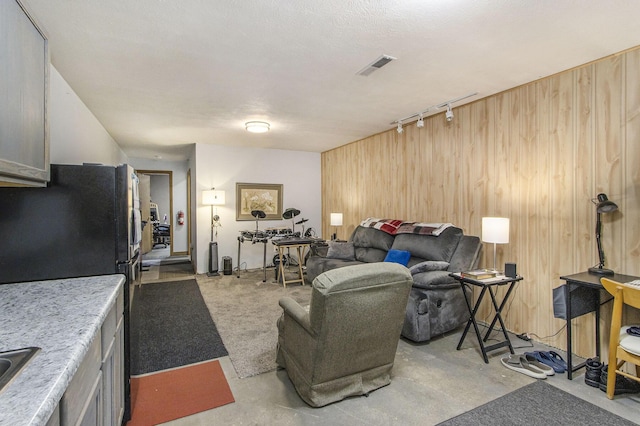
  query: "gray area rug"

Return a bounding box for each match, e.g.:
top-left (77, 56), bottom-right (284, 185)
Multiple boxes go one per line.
top-left (130, 279), bottom-right (228, 375)
top-left (437, 381), bottom-right (637, 426)
top-left (197, 269), bottom-right (312, 378)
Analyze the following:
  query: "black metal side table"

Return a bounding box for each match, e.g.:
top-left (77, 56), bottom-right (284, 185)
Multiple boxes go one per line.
top-left (451, 273), bottom-right (523, 363)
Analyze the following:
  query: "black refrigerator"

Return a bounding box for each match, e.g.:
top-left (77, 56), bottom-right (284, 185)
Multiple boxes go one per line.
top-left (0, 163), bottom-right (141, 423)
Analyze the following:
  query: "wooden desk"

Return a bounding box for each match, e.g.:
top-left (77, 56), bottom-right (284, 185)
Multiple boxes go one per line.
top-left (558, 271), bottom-right (640, 379)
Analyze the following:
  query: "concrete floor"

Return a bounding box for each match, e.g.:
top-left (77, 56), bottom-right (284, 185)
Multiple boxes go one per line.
top-left (163, 329), bottom-right (640, 425)
top-left (138, 261), bottom-right (638, 425)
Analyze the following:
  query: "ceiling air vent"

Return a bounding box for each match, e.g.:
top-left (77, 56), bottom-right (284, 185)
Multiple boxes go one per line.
top-left (356, 54), bottom-right (397, 76)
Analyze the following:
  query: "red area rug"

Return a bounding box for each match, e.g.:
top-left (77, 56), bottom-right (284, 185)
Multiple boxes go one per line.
top-left (127, 360), bottom-right (234, 425)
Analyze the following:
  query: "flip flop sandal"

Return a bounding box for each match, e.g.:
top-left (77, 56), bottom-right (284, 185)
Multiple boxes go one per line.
top-left (548, 351), bottom-right (568, 370)
top-left (527, 351), bottom-right (565, 373)
top-left (524, 354), bottom-right (554, 376)
top-left (501, 354), bottom-right (547, 379)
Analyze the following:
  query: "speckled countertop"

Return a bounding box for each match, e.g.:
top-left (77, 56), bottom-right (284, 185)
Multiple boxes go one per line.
top-left (0, 275), bottom-right (125, 426)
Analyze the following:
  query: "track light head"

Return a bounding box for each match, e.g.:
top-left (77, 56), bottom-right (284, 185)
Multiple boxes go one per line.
top-left (397, 121), bottom-right (403, 134)
top-left (416, 114), bottom-right (424, 128)
top-left (445, 104), bottom-right (454, 122)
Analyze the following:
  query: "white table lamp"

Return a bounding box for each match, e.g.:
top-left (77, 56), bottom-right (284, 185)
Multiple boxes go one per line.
top-left (330, 213), bottom-right (343, 240)
top-left (482, 217), bottom-right (510, 272)
top-left (203, 189), bottom-right (225, 276)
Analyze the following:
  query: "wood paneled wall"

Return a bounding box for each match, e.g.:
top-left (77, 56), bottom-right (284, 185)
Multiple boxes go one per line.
top-left (321, 47), bottom-right (640, 356)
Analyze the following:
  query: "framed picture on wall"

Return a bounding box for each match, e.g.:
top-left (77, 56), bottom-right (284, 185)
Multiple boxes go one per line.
top-left (236, 182), bottom-right (283, 221)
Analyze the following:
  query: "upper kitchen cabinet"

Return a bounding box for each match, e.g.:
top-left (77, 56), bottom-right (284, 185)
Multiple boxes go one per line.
top-left (0, 0), bottom-right (49, 187)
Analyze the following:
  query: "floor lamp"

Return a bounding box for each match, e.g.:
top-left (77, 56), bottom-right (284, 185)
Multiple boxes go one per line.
top-left (588, 193), bottom-right (618, 275)
top-left (330, 213), bottom-right (343, 240)
top-left (203, 188), bottom-right (225, 276)
top-left (482, 217), bottom-right (510, 272)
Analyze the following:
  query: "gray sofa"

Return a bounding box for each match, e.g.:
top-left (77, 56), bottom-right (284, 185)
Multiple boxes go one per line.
top-left (306, 224), bottom-right (482, 342)
top-left (277, 263), bottom-right (413, 407)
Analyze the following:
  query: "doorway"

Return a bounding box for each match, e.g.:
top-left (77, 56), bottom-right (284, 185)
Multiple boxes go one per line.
top-left (136, 167), bottom-right (192, 283)
top-left (137, 170), bottom-right (178, 263)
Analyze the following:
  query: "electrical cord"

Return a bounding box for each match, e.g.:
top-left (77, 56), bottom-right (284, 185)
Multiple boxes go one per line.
top-left (233, 261), bottom-right (248, 273)
top-left (471, 280), bottom-right (570, 349)
top-left (474, 280), bottom-right (549, 348)
top-left (479, 281), bottom-right (569, 345)
top-left (527, 324), bottom-right (567, 341)
top-left (475, 323), bottom-right (535, 350)
top-left (468, 281), bottom-right (573, 350)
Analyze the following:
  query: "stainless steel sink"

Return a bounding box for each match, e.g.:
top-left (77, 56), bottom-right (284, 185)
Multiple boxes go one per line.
top-left (0, 347), bottom-right (41, 394)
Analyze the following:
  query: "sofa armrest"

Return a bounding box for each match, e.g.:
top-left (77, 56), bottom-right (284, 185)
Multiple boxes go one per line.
top-left (411, 270), bottom-right (460, 290)
top-left (279, 297), bottom-right (313, 335)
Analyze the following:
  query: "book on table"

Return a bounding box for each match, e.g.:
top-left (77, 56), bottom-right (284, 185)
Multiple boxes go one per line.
top-left (461, 269), bottom-right (498, 280)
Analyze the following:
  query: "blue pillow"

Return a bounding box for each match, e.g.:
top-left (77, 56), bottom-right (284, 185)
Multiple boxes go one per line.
top-left (384, 249), bottom-right (411, 266)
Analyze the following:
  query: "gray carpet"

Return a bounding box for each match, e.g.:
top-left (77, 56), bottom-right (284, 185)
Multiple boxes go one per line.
top-left (130, 279), bottom-right (228, 375)
top-left (437, 381), bottom-right (637, 426)
top-left (197, 268), bottom-right (312, 378)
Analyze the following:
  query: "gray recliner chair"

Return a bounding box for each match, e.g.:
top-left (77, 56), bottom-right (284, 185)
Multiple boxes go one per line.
top-left (276, 262), bottom-right (413, 407)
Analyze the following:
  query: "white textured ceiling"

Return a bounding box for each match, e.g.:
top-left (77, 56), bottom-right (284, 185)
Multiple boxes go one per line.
top-left (20, 0), bottom-right (640, 160)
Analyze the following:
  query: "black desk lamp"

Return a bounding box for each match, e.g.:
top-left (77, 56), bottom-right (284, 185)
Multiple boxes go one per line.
top-left (588, 193), bottom-right (618, 275)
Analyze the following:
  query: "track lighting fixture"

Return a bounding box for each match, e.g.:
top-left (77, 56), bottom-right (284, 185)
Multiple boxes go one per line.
top-left (445, 104), bottom-right (454, 122)
top-left (390, 92), bottom-right (477, 131)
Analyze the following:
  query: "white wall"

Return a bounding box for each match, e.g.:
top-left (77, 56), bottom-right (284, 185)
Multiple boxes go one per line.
top-left (128, 157), bottom-right (190, 254)
top-left (49, 66), bottom-right (128, 166)
top-left (194, 143), bottom-right (321, 274)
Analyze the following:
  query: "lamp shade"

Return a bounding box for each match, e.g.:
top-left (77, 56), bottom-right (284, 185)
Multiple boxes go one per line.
top-left (330, 213), bottom-right (343, 226)
top-left (203, 189), bottom-right (225, 206)
top-left (482, 217), bottom-right (510, 244)
top-left (595, 193), bottom-right (618, 213)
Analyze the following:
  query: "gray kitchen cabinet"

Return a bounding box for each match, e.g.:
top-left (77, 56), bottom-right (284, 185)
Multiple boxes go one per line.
top-left (101, 287), bottom-right (125, 426)
top-left (0, 0), bottom-right (50, 187)
top-left (56, 284), bottom-right (124, 426)
top-left (60, 334), bottom-right (103, 426)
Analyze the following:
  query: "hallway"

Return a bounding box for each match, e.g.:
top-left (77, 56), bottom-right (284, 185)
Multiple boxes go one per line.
top-left (140, 246), bottom-right (193, 283)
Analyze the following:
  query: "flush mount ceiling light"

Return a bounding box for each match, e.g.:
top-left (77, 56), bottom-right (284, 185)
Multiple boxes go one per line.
top-left (390, 92), bottom-right (478, 130)
top-left (245, 121), bottom-right (270, 133)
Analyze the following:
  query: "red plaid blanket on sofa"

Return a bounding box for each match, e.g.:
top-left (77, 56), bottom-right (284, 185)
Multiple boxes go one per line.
top-left (359, 218), bottom-right (404, 235)
top-left (360, 218), bottom-right (453, 236)
top-left (395, 222), bottom-right (453, 236)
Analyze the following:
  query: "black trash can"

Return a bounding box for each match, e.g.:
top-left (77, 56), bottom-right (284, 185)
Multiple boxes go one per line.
top-left (222, 256), bottom-right (232, 275)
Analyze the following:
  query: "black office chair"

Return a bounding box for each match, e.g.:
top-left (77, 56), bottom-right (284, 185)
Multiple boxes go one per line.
top-left (153, 223), bottom-right (170, 248)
